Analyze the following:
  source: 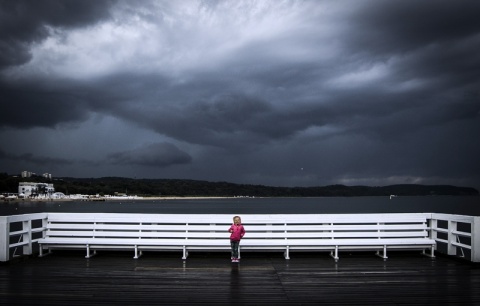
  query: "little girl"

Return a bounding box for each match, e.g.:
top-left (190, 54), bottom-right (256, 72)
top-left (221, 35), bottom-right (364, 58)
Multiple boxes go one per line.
top-left (228, 215), bottom-right (245, 262)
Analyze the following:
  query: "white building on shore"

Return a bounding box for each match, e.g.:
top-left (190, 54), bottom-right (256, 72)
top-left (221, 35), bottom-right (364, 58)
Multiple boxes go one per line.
top-left (18, 182), bottom-right (55, 198)
top-left (21, 171), bottom-right (35, 178)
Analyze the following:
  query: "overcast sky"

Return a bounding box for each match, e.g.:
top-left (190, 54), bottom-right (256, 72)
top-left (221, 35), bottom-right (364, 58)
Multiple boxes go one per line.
top-left (1, 0), bottom-right (479, 189)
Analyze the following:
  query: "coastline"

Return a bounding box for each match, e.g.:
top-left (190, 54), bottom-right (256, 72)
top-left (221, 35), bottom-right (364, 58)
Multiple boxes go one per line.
top-left (2, 196), bottom-right (241, 203)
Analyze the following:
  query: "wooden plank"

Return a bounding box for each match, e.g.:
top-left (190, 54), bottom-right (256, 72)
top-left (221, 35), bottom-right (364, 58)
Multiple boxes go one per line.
top-left (0, 252), bottom-right (478, 305)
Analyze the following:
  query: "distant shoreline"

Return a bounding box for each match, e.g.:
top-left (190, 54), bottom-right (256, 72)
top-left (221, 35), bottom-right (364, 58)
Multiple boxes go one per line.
top-left (2, 176), bottom-right (478, 198)
top-left (3, 194), bottom-right (479, 204)
top-left (2, 196), bottom-right (242, 203)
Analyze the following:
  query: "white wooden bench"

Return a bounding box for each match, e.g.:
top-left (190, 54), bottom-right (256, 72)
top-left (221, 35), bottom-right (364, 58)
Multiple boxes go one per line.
top-left (37, 213), bottom-right (436, 261)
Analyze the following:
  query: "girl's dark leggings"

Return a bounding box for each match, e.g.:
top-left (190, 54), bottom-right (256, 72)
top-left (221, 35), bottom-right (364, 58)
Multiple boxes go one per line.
top-left (231, 240), bottom-right (240, 258)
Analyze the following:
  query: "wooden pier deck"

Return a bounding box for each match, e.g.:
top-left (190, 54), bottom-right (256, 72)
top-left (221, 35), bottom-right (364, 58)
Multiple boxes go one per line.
top-left (1, 251), bottom-right (479, 305)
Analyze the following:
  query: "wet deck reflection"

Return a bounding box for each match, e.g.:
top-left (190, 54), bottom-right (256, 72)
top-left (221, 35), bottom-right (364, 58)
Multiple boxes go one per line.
top-left (1, 251), bottom-right (479, 305)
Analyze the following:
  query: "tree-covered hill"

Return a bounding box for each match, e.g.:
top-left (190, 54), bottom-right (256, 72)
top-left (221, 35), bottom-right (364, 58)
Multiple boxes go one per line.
top-left (1, 173), bottom-right (478, 197)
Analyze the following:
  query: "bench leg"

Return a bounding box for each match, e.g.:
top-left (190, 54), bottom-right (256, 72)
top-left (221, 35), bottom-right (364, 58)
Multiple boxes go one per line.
top-left (85, 245), bottom-right (97, 259)
top-left (422, 245), bottom-right (436, 258)
top-left (182, 246), bottom-right (187, 260)
top-left (375, 245), bottom-right (388, 260)
top-left (330, 246), bottom-right (339, 261)
top-left (284, 246), bottom-right (290, 260)
top-left (133, 246), bottom-right (143, 259)
top-left (38, 245), bottom-right (51, 257)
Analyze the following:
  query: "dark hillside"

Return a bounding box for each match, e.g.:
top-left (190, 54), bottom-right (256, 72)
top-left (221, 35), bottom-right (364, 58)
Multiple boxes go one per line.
top-left (1, 173), bottom-right (477, 197)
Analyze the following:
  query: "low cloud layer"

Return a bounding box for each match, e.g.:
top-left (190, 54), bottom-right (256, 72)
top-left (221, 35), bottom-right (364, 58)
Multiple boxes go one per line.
top-left (1, 0), bottom-right (479, 189)
top-left (106, 142), bottom-right (192, 167)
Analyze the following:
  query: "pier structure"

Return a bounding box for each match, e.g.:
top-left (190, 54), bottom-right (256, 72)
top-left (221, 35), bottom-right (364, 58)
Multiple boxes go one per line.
top-left (1, 213), bottom-right (479, 304)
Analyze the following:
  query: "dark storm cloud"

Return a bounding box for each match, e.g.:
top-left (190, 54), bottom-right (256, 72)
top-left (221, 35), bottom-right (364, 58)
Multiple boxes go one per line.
top-left (106, 142), bottom-right (192, 167)
top-left (314, 1), bottom-right (480, 142)
top-left (0, 0), bottom-right (119, 129)
top-left (349, 0), bottom-right (480, 53)
top-left (0, 0), bottom-right (479, 188)
top-left (0, 149), bottom-right (72, 166)
top-left (0, 79), bottom-right (90, 128)
top-left (146, 93), bottom-right (277, 148)
top-left (86, 73), bottom-right (331, 149)
top-left (0, 0), bottom-right (117, 69)
top-left (4, 0), bottom-right (478, 140)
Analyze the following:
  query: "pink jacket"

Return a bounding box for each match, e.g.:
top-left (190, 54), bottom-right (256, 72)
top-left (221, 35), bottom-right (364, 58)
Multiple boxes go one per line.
top-left (228, 223), bottom-right (245, 241)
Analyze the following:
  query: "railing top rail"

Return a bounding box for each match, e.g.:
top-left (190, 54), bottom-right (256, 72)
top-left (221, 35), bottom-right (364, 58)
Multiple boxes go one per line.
top-left (431, 213), bottom-right (477, 223)
top-left (1, 213), bottom-right (48, 223)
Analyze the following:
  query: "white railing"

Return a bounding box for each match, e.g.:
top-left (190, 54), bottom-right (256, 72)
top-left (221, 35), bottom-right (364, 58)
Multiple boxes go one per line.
top-left (0, 213), bottom-right (48, 262)
top-left (430, 213), bottom-right (480, 262)
top-left (1, 212), bottom-right (479, 262)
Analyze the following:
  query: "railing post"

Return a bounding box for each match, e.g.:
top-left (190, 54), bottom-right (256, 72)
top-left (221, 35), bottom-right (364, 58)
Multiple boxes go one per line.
top-left (0, 217), bottom-right (9, 262)
top-left (22, 220), bottom-right (33, 256)
top-left (447, 220), bottom-right (457, 256)
top-left (42, 218), bottom-right (48, 238)
top-left (429, 218), bottom-right (437, 240)
top-left (472, 217), bottom-right (480, 263)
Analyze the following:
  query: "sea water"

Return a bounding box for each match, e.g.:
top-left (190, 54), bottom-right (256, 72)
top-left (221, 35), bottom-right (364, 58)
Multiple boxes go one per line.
top-left (1, 196), bottom-right (479, 216)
